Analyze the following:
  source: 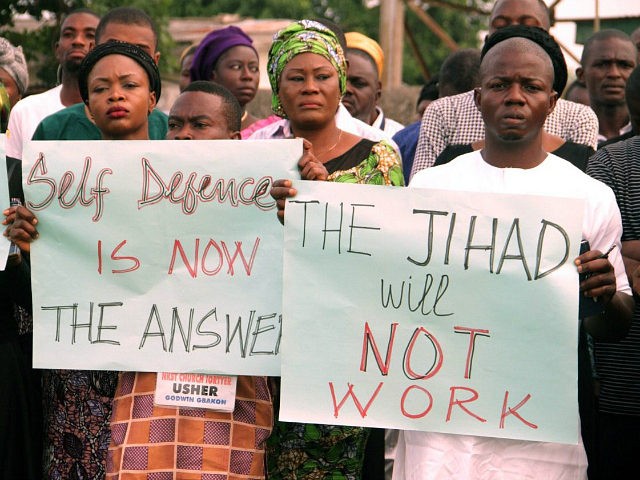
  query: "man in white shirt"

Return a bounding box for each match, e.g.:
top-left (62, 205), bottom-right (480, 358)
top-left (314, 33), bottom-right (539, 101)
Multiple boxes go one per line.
top-left (401, 25), bottom-right (633, 480)
top-left (6, 9), bottom-right (99, 160)
top-left (410, 0), bottom-right (598, 179)
top-left (342, 31), bottom-right (404, 136)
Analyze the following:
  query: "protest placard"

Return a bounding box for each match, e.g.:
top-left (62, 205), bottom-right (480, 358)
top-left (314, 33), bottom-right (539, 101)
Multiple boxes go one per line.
top-left (24, 139), bottom-right (300, 375)
top-left (280, 180), bottom-right (584, 444)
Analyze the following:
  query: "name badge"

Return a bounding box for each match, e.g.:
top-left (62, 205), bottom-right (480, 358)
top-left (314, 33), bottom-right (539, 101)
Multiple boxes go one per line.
top-left (154, 372), bottom-right (237, 412)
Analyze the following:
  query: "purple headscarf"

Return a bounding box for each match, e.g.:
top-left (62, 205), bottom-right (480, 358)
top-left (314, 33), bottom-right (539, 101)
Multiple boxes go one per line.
top-left (190, 25), bottom-right (257, 81)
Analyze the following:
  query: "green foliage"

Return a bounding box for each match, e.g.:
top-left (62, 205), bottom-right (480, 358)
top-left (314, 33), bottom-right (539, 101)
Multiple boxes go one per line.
top-left (168, 0), bottom-right (314, 20)
top-left (2, 0), bottom-right (490, 89)
top-left (402, 1), bottom-right (492, 85)
top-left (2, 24), bottom-right (60, 89)
top-left (1, 0), bottom-right (176, 88)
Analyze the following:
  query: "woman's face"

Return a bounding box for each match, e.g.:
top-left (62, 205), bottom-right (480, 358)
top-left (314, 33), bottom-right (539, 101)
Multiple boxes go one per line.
top-left (278, 52), bottom-right (341, 129)
top-left (0, 67), bottom-right (21, 108)
top-left (87, 54), bottom-right (156, 140)
top-left (211, 45), bottom-right (259, 107)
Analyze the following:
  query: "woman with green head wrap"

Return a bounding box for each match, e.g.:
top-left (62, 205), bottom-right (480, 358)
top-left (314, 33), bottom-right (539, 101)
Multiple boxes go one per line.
top-left (269, 20), bottom-right (403, 220)
top-left (267, 20), bottom-right (403, 480)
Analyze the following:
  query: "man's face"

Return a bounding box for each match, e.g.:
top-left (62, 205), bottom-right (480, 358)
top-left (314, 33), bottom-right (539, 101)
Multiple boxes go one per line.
top-left (342, 51), bottom-right (381, 125)
top-left (475, 43), bottom-right (556, 144)
top-left (489, 0), bottom-right (550, 34)
top-left (98, 22), bottom-right (160, 64)
top-left (55, 12), bottom-right (99, 72)
top-left (577, 37), bottom-right (637, 108)
top-left (167, 91), bottom-right (238, 140)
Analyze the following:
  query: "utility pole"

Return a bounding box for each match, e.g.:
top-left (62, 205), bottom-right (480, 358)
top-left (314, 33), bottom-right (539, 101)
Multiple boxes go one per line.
top-left (379, 0), bottom-right (405, 88)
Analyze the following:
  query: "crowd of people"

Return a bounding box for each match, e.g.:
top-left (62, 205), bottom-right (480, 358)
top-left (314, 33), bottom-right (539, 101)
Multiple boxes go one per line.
top-left (0, 0), bottom-right (639, 478)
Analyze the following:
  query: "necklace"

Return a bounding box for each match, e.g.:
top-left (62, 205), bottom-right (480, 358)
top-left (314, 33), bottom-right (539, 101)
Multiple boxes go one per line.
top-left (241, 110), bottom-right (248, 122)
top-left (318, 129), bottom-right (343, 160)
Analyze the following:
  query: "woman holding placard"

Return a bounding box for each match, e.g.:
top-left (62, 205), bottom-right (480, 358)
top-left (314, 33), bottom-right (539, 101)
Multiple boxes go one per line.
top-left (266, 19), bottom-right (403, 479)
top-left (8, 41), bottom-right (273, 479)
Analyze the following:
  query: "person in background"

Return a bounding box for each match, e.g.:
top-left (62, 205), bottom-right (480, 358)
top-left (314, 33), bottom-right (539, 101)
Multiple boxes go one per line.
top-left (399, 26), bottom-right (633, 480)
top-left (190, 25), bottom-right (279, 138)
top-left (0, 37), bottom-right (39, 480)
top-left (585, 66), bottom-right (640, 480)
top-left (0, 36), bottom-right (28, 134)
top-left (631, 26), bottom-right (640, 63)
top-left (0, 37), bottom-right (28, 112)
top-left (107, 80), bottom-right (273, 479)
top-left (178, 44), bottom-right (197, 92)
top-left (343, 31), bottom-right (404, 135)
top-left (577, 29), bottom-right (637, 146)
top-left (393, 76), bottom-right (439, 185)
top-left (438, 48), bottom-right (481, 98)
top-left (394, 47), bottom-right (482, 185)
top-left (415, 76), bottom-right (439, 120)
top-left (267, 19), bottom-right (402, 480)
top-left (5, 8), bottom-right (99, 160)
top-left (565, 79), bottom-right (590, 107)
top-left (31, 7), bottom-right (168, 142)
top-left (410, 0), bottom-right (598, 180)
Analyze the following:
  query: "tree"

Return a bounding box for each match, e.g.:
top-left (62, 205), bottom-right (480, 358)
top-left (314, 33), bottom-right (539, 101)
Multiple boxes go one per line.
top-left (1, 0), bottom-right (490, 89)
top-left (402, 0), bottom-right (491, 85)
top-left (1, 0), bottom-right (175, 89)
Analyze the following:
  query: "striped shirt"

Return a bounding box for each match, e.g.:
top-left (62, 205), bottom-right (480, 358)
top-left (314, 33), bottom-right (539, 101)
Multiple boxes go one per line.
top-left (587, 135), bottom-right (640, 415)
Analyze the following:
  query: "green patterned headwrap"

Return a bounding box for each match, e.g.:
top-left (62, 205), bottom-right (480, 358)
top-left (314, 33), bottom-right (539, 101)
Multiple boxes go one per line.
top-left (268, 19), bottom-right (347, 118)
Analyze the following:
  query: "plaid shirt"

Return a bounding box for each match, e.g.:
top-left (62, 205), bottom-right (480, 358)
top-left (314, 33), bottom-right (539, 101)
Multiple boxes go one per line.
top-left (410, 90), bottom-right (599, 180)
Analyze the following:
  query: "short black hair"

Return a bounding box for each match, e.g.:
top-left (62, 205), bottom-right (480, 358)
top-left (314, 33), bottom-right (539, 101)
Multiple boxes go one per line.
top-left (182, 80), bottom-right (242, 132)
top-left (418, 75), bottom-right (440, 106)
top-left (95, 7), bottom-right (158, 49)
top-left (439, 49), bottom-right (481, 97)
top-left (56, 8), bottom-right (100, 41)
top-left (581, 29), bottom-right (636, 65)
top-left (482, 25), bottom-right (567, 94)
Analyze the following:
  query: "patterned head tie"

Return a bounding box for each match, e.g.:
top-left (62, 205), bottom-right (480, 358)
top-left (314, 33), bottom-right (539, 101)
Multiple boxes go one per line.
top-left (267, 19), bottom-right (347, 118)
top-left (0, 36), bottom-right (28, 96)
top-left (78, 40), bottom-right (162, 104)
